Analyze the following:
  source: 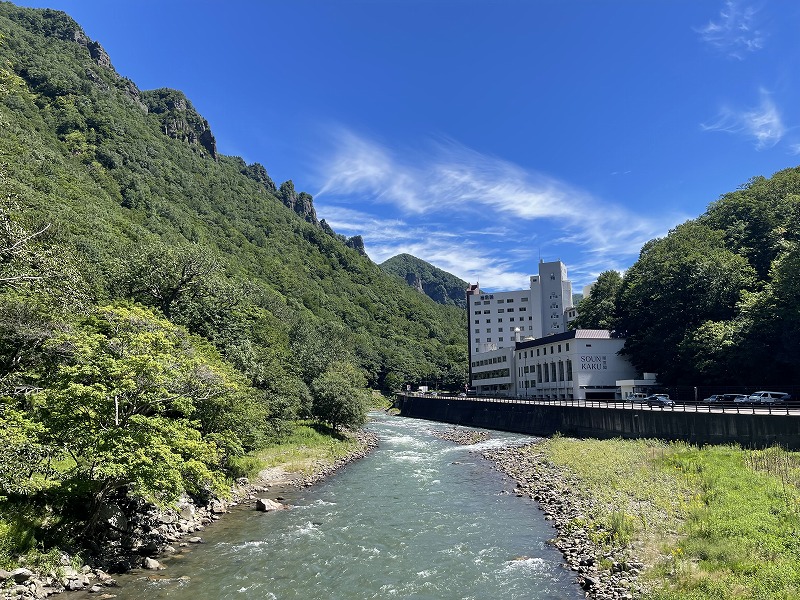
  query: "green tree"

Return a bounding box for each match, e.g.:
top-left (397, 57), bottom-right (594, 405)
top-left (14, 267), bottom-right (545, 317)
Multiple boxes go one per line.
top-left (36, 304), bottom-right (239, 511)
top-left (571, 270), bottom-right (622, 330)
top-left (616, 222), bottom-right (756, 383)
top-left (310, 362), bottom-right (369, 430)
top-left (114, 240), bottom-right (222, 319)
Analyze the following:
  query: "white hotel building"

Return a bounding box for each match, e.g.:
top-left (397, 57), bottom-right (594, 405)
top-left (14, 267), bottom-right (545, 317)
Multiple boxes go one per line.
top-left (467, 260), bottom-right (638, 399)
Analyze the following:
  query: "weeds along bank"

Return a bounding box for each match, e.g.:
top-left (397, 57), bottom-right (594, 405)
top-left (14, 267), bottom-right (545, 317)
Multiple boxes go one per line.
top-left (0, 426), bottom-right (378, 600)
top-left (487, 437), bottom-right (800, 600)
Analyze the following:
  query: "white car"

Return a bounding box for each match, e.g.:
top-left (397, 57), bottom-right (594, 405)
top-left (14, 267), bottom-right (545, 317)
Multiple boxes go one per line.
top-left (747, 391), bottom-right (787, 405)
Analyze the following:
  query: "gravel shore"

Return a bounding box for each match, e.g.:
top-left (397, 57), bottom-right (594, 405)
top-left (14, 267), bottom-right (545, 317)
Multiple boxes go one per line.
top-left (483, 443), bottom-right (648, 600)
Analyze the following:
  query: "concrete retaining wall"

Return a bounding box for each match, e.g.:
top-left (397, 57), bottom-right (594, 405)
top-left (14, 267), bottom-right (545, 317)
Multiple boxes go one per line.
top-left (396, 395), bottom-right (800, 449)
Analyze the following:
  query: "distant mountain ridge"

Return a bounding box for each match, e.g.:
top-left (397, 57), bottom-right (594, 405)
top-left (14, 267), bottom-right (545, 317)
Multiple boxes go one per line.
top-left (380, 254), bottom-right (468, 309)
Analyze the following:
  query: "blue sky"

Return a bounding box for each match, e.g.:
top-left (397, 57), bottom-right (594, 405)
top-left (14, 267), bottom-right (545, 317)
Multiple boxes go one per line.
top-left (15, 0), bottom-right (800, 291)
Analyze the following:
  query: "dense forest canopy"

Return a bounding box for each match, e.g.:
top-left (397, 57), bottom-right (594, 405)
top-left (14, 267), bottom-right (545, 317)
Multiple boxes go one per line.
top-left (575, 171), bottom-right (800, 386)
top-left (380, 253), bottom-right (469, 309)
top-left (0, 2), bottom-right (467, 561)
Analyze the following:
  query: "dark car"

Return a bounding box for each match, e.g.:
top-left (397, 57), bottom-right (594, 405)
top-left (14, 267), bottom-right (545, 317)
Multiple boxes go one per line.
top-left (702, 394), bottom-right (723, 403)
top-left (646, 394), bottom-right (674, 407)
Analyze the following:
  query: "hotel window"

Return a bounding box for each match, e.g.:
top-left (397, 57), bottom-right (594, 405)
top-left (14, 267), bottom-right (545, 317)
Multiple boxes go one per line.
top-left (483, 300), bottom-right (491, 305)
top-left (498, 318), bottom-right (503, 323)
top-left (566, 360), bottom-right (573, 381)
top-left (519, 307), bottom-right (526, 312)
top-left (551, 363), bottom-right (557, 381)
top-left (521, 297), bottom-right (528, 302)
top-left (474, 328), bottom-right (480, 333)
top-left (499, 337), bottom-right (504, 342)
top-left (544, 365), bottom-right (550, 382)
top-left (507, 298), bottom-right (514, 303)
top-left (474, 319), bottom-right (479, 324)
top-left (507, 308), bottom-right (514, 312)
top-left (558, 344), bottom-right (561, 352)
top-left (486, 328), bottom-right (492, 333)
top-left (498, 309), bottom-right (505, 313)
top-left (486, 319), bottom-right (491, 323)
top-left (529, 326), bottom-right (533, 330)
top-left (510, 317), bottom-right (515, 321)
top-left (487, 338), bottom-right (492, 342)
top-left (566, 343), bottom-right (570, 351)
top-left (558, 361), bottom-right (564, 381)
top-left (497, 299), bottom-right (505, 304)
top-left (537, 348), bottom-right (540, 356)
top-left (475, 338), bottom-right (480, 343)
top-left (524, 366), bottom-right (530, 374)
top-left (538, 365), bottom-right (543, 383)
top-left (498, 327), bottom-right (503, 332)
top-left (484, 310), bottom-right (490, 314)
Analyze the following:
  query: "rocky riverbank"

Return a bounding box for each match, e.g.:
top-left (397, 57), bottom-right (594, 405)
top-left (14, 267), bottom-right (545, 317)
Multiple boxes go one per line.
top-left (484, 444), bottom-right (648, 600)
top-left (430, 426), bottom-right (491, 445)
top-left (0, 429), bottom-right (378, 600)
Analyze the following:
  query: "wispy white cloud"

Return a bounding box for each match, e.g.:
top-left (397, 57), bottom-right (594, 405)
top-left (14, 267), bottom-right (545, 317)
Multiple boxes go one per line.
top-left (313, 128), bottom-right (679, 289)
top-left (316, 204), bottom-right (530, 288)
top-left (701, 89), bottom-right (785, 150)
top-left (696, 0), bottom-right (765, 59)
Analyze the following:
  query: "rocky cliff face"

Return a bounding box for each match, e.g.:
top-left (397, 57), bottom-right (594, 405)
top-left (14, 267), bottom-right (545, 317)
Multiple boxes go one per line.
top-left (278, 180), bottom-right (318, 225)
top-left (141, 89), bottom-right (217, 159)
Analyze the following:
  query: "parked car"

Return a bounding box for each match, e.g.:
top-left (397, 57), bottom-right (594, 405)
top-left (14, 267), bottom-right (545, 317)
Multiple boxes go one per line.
top-left (723, 394), bottom-right (749, 404)
top-left (646, 394), bottom-right (674, 407)
top-left (627, 393), bottom-right (649, 403)
top-left (702, 394), bottom-right (723, 403)
top-left (747, 391), bottom-right (787, 404)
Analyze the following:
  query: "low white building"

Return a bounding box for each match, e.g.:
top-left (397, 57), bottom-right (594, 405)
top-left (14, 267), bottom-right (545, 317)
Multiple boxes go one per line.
top-left (469, 329), bottom-right (639, 400)
top-left (470, 346), bottom-right (515, 396)
top-left (515, 330), bottom-right (636, 400)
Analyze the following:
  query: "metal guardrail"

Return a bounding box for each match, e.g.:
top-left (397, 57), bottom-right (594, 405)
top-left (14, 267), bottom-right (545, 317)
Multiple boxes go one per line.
top-left (402, 393), bottom-right (800, 416)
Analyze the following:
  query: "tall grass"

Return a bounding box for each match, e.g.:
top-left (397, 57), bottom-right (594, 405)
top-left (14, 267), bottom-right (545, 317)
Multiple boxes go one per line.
top-left (229, 420), bottom-right (360, 479)
top-left (539, 438), bottom-right (800, 599)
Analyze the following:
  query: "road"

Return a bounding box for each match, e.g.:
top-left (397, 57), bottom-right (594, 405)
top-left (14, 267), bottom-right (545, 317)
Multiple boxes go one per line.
top-left (405, 393), bottom-right (800, 416)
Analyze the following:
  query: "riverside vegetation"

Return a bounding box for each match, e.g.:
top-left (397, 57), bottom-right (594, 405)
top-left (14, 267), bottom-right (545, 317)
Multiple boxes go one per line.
top-left (0, 2), bottom-right (466, 579)
top-left (488, 436), bottom-right (800, 600)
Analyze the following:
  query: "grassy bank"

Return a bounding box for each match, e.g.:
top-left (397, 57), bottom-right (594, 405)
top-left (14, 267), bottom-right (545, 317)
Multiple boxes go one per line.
top-left (536, 436), bottom-right (800, 599)
top-left (229, 421), bottom-right (365, 480)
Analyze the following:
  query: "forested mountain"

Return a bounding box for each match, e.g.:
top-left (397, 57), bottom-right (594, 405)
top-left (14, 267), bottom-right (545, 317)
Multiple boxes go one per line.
top-left (0, 2), bottom-right (466, 559)
top-left (578, 170), bottom-right (800, 386)
top-left (380, 254), bottom-right (469, 309)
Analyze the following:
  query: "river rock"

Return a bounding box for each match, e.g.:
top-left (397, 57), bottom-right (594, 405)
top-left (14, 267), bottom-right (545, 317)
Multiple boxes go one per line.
top-left (142, 557), bottom-right (161, 570)
top-left (255, 498), bottom-right (285, 512)
top-left (10, 568), bottom-right (33, 583)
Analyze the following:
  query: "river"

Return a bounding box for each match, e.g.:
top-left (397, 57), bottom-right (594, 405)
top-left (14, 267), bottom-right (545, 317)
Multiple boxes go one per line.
top-left (93, 412), bottom-right (582, 599)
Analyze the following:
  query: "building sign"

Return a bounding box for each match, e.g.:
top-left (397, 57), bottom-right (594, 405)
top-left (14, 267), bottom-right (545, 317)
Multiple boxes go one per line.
top-left (580, 355), bottom-right (608, 370)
